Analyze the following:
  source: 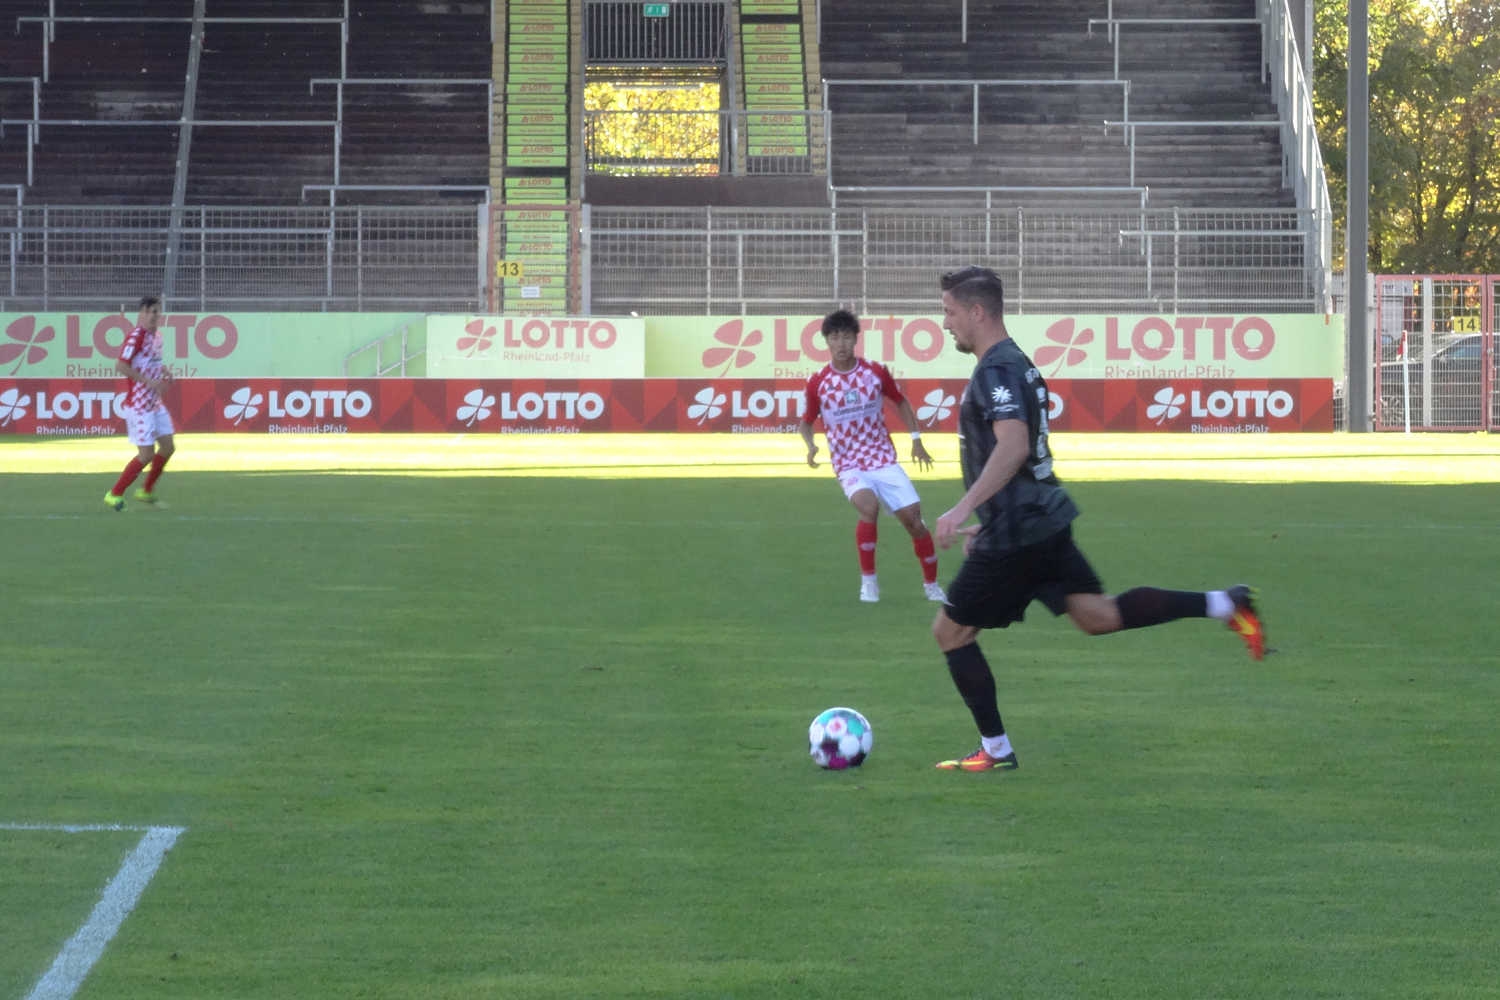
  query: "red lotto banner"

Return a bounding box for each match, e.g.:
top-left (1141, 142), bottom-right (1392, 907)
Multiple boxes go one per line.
top-left (0, 378), bottom-right (1335, 435)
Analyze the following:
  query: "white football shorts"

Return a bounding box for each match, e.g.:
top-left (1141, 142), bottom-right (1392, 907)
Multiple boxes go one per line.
top-left (127, 406), bottom-right (175, 446)
top-left (837, 463), bottom-right (921, 512)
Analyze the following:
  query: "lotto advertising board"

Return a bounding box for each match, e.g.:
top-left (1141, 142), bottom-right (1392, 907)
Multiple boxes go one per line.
top-left (0, 310), bottom-right (1340, 433)
top-left (424, 316), bottom-right (645, 378)
top-left (0, 312), bottom-right (424, 378)
top-left (0, 377), bottom-right (1334, 434)
top-left (643, 313), bottom-right (1344, 381)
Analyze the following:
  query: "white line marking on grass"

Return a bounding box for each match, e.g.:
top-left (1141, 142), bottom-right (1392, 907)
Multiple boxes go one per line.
top-left (12, 825), bottom-right (186, 1000)
top-left (0, 823), bottom-right (155, 833)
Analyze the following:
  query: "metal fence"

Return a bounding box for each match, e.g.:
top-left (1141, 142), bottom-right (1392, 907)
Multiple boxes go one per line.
top-left (584, 0), bottom-right (730, 64)
top-left (1372, 274), bottom-right (1497, 431)
top-left (1, 202), bottom-right (1323, 316)
top-left (583, 205), bottom-right (1322, 315)
top-left (0, 205), bottom-right (486, 312)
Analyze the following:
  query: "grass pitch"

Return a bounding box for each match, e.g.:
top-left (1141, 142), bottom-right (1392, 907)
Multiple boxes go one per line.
top-left (2, 433), bottom-right (1499, 999)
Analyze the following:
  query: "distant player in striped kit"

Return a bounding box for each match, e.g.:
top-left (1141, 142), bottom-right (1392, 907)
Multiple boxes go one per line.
top-left (104, 295), bottom-right (176, 511)
top-left (799, 308), bottom-right (945, 604)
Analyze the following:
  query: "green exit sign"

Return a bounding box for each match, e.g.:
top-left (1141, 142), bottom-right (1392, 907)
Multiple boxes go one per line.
top-left (643, 3), bottom-right (670, 15)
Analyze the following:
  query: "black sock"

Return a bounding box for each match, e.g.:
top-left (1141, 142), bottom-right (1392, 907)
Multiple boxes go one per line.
top-left (1115, 587), bottom-right (1209, 630)
top-left (944, 643), bottom-right (1005, 738)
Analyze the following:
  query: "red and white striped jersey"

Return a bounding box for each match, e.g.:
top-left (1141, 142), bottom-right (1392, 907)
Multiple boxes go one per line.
top-left (803, 358), bottom-right (905, 475)
top-left (118, 326), bottom-right (166, 411)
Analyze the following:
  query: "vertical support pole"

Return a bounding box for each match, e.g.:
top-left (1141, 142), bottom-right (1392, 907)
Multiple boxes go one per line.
top-left (1347, 0), bottom-right (1371, 430)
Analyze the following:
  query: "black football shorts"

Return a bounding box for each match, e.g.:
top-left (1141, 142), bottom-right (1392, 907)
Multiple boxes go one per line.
top-left (943, 525), bottom-right (1104, 630)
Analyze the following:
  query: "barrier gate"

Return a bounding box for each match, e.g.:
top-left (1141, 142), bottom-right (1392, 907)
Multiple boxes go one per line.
top-left (1373, 274), bottom-right (1498, 431)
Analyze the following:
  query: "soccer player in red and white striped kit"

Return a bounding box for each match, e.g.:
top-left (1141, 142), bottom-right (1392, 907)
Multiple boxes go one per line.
top-left (103, 295), bottom-right (176, 510)
top-left (799, 308), bottom-right (945, 604)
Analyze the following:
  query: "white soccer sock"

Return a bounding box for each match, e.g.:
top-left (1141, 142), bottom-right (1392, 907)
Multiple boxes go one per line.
top-left (981, 734), bottom-right (1012, 758)
top-left (1205, 590), bottom-right (1234, 621)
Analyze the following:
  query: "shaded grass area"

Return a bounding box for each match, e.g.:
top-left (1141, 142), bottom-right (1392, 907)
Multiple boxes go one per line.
top-left (2, 468), bottom-right (1498, 999)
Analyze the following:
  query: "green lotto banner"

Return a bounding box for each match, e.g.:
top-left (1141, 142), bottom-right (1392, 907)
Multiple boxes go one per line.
top-left (2, 311), bottom-right (1343, 381)
top-left (643, 313), bottom-right (1346, 380)
top-left (425, 316), bottom-right (645, 378)
top-left (0, 312), bottom-right (424, 378)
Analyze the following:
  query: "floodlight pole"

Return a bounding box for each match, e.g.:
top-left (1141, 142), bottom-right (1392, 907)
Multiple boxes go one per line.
top-left (1346, 0), bottom-right (1371, 431)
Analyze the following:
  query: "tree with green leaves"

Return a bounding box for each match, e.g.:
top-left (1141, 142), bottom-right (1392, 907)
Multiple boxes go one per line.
top-left (1313, 0), bottom-right (1499, 271)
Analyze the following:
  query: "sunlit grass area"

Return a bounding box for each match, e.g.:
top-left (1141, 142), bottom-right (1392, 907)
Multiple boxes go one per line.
top-left (5, 431), bottom-right (1500, 482)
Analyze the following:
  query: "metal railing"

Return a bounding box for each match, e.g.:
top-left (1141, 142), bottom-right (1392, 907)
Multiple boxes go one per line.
top-left (0, 204), bottom-right (484, 312)
top-left (1102, 119), bottom-right (1283, 187)
top-left (824, 78), bottom-right (1131, 145)
top-left (308, 77), bottom-right (494, 202)
top-left (1085, 9), bottom-right (1264, 81)
top-left (1261, 0), bottom-right (1333, 311)
top-left (831, 186), bottom-right (1150, 211)
top-left (302, 185), bottom-right (492, 204)
top-left (584, 205), bottom-right (1322, 315)
top-left (0, 203), bottom-right (1323, 315)
top-left (1118, 209), bottom-right (1316, 312)
top-left (15, 11), bottom-right (350, 84)
top-left (583, 0), bottom-right (730, 64)
top-left (0, 119), bottom-right (339, 189)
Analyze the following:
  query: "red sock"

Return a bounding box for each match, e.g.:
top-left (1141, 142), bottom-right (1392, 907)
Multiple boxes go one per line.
top-left (856, 520), bottom-right (877, 575)
top-left (111, 457), bottom-right (145, 496)
top-left (143, 453), bottom-right (169, 492)
top-left (913, 531), bottom-right (938, 583)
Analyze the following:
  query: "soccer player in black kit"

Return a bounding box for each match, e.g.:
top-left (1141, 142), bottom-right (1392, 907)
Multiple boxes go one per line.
top-left (929, 266), bottom-right (1266, 772)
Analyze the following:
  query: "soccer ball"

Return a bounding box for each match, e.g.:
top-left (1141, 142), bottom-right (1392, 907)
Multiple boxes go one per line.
top-left (808, 707), bottom-right (873, 769)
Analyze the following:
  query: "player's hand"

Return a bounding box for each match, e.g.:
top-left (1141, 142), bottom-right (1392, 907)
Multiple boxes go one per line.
top-left (805, 445), bottom-right (819, 469)
top-left (911, 438), bottom-right (934, 471)
top-left (935, 507), bottom-right (970, 550)
top-left (960, 524), bottom-right (980, 555)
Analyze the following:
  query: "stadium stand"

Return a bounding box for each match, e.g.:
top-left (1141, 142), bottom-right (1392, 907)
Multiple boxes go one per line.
top-left (0, 0), bottom-right (187, 204)
top-left (0, 0), bottom-right (1323, 315)
top-left (820, 0), bottom-right (1288, 210)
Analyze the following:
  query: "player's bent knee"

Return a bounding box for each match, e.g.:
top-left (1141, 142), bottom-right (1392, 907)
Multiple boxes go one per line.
top-left (932, 611), bottom-right (977, 651)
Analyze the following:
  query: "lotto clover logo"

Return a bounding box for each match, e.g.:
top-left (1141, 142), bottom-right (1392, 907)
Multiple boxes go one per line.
top-left (1147, 387), bottom-right (1186, 424)
top-left (224, 386), bottom-right (263, 424)
top-left (457, 320), bottom-right (496, 357)
top-left (917, 388), bottom-right (955, 425)
top-left (0, 386), bottom-right (31, 425)
top-left (1, 316), bottom-right (55, 375)
top-left (1032, 318), bottom-right (1094, 376)
top-left (687, 387), bottom-right (726, 424)
top-left (457, 388), bottom-right (495, 426)
top-left (701, 319), bottom-right (762, 376)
